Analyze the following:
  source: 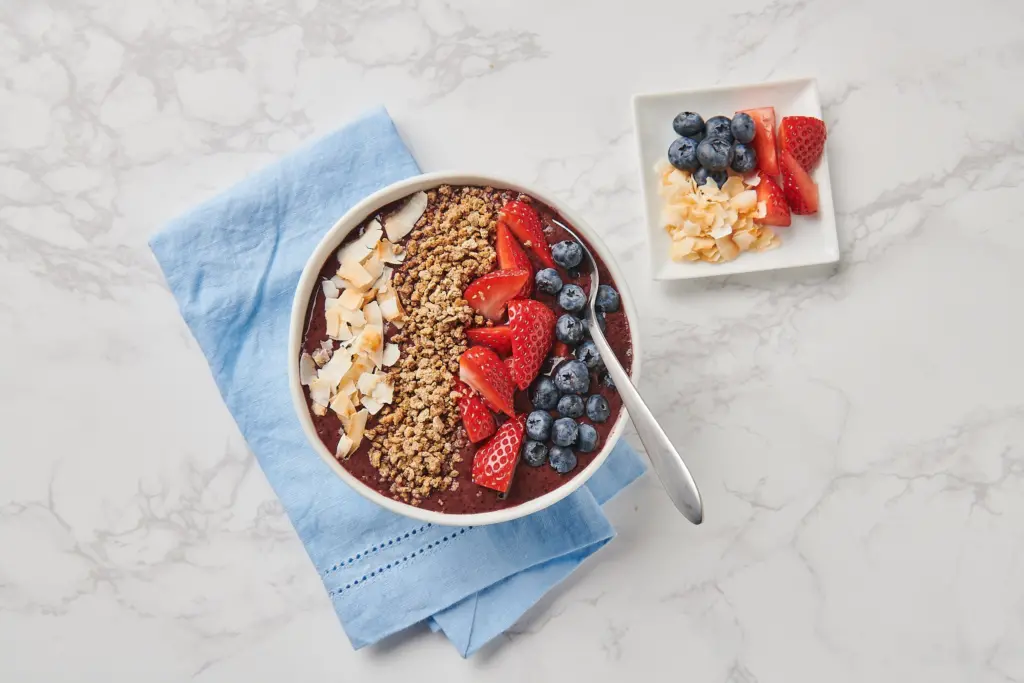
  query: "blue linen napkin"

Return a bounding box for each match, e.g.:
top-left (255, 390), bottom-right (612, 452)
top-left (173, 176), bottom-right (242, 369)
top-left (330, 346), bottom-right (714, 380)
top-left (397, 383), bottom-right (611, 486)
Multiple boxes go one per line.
top-left (149, 107), bottom-right (646, 657)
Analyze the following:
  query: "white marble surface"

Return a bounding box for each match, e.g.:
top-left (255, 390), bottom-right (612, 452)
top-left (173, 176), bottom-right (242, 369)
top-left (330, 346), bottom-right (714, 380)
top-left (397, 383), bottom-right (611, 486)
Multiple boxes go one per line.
top-left (2, 0), bottom-right (1023, 680)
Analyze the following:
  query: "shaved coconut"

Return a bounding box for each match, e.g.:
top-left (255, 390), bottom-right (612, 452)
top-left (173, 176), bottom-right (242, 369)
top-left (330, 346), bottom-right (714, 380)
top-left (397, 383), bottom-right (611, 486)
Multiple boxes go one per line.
top-left (730, 190), bottom-right (758, 212)
top-left (384, 191), bottom-right (428, 242)
top-left (345, 409), bottom-right (369, 451)
top-left (338, 287), bottom-right (364, 310)
top-left (372, 381), bottom-right (394, 404)
top-left (716, 236), bottom-right (740, 261)
top-left (377, 240), bottom-right (405, 265)
top-left (337, 220), bottom-right (383, 265)
top-left (362, 396), bottom-right (383, 415)
top-left (353, 325), bottom-right (384, 367)
top-left (325, 309), bottom-right (350, 340)
top-left (329, 391), bottom-right (356, 419)
top-left (312, 403), bottom-right (327, 417)
top-left (710, 224), bottom-right (733, 240)
top-left (339, 306), bottom-right (365, 327)
top-left (330, 275), bottom-right (347, 291)
top-left (357, 371), bottom-right (379, 394)
top-left (733, 231), bottom-right (758, 251)
top-left (338, 380), bottom-right (357, 400)
top-left (321, 280), bottom-right (340, 299)
top-left (299, 353), bottom-right (317, 385)
top-left (373, 265), bottom-right (393, 293)
top-left (335, 434), bottom-right (354, 459)
top-left (311, 346), bottom-right (331, 367)
top-left (308, 376), bottom-right (332, 406)
top-left (382, 343), bottom-right (400, 367)
top-left (318, 351), bottom-right (353, 390)
top-left (363, 254), bottom-right (384, 281)
top-left (746, 173), bottom-right (761, 187)
top-left (337, 258), bottom-right (373, 289)
top-left (363, 300), bottom-right (382, 327)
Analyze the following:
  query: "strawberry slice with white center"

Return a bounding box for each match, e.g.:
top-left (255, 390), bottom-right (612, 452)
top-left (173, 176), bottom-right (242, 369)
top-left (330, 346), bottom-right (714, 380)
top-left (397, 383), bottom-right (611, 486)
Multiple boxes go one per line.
top-left (455, 380), bottom-right (496, 443)
top-left (740, 107), bottom-right (780, 177)
top-left (778, 116), bottom-right (827, 172)
top-left (499, 200), bottom-right (555, 268)
top-left (466, 325), bottom-right (513, 356)
top-left (496, 222), bottom-right (533, 297)
top-left (507, 299), bottom-right (556, 390)
top-left (459, 346), bottom-right (516, 417)
top-left (755, 174), bottom-right (791, 227)
top-left (464, 269), bottom-right (530, 322)
top-left (471, 415), bottom-right (525, 494)
top-left (780, 149), bottom-right (820, 215)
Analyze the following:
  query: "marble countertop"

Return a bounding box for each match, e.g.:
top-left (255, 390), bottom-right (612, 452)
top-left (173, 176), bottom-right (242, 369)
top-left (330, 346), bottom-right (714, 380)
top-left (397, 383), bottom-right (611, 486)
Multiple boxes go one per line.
top-left (3, 1), bottom-right (1023, 680)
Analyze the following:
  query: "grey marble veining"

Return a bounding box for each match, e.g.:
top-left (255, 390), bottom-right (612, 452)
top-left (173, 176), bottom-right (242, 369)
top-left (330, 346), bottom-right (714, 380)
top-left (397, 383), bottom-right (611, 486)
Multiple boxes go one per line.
top-left (2, 0), bottom-right (1023, 680)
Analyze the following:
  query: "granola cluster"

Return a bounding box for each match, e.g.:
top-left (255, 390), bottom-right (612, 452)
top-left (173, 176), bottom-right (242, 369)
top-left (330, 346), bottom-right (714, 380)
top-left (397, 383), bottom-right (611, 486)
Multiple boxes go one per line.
top-left (365, 186), bottom-right (501, 504)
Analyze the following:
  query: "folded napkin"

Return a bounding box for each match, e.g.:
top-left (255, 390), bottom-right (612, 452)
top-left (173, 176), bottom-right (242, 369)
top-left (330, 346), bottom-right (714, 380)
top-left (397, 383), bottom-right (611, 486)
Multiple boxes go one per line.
top-left (150, 107), bottom-right (646, 657)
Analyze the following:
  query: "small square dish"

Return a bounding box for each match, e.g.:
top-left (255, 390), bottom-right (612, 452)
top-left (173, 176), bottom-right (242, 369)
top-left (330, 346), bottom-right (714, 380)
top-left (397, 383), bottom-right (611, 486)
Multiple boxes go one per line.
top-left (633, 78), bottom-right (839, 280)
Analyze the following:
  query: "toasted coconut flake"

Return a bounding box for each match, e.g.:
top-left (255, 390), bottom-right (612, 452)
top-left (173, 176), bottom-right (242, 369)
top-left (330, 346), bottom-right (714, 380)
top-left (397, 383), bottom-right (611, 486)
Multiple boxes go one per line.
top-left (357, 371), bottom-right (379, 394)
top-left (384, 191), bottom-right (428, 242)
top-left (308, 376), bottom-right (332, 406)
top-left (337, 258), bottom-right (373, 289)
top-left (318, 351), bottom-right (353, 391)
top-left (382, 343), bottom-right (400, 367)
top-left (311, 346), bottom-right (332, 367)
top-left (338, 287), bottom-right (364, 310)
top-left (363, 300), bottom-right (383, 327)
top-left (337, 221), bottom-right (382, 265)
top-left (346, 409), bottom-right (369, 451)
top-left (362, 396), bottom-right (383, 415)
top-left (299, 353), bottom-right (317, 385)
top-left (335, 434), bottom-right (354, 459)
top-left (312, 403), bottom-right (327, 417)
top-left (716, 236), bottom-right (740, 261)
top-left (329, 390), bottom-right (356, 419)
top-left (733, 231), bottom-right (758, 251)
top-left (321, 280), bottom-right (340, 299)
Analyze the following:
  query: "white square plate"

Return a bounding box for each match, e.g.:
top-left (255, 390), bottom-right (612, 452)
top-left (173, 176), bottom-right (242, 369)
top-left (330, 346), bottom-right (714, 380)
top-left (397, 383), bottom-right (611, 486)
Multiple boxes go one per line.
top-left (633, 78), bottom-right (839, 280)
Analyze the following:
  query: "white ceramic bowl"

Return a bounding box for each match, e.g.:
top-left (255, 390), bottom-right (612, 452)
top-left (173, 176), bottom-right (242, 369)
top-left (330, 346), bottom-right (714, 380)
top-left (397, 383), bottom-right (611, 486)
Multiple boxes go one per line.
top-left (287, 172), bottom-right (641, 526)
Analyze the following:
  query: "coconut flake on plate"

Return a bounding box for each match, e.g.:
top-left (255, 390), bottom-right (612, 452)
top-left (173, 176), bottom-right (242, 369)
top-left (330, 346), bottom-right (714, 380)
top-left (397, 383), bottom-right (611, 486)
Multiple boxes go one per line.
top-left (384, 191), bottom-right (428, 242)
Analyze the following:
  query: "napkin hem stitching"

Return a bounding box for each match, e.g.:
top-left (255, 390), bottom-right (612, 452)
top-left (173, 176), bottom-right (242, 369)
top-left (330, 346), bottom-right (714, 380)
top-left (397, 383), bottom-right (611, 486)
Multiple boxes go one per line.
top-left (322, 523), bottom-right (439, 576)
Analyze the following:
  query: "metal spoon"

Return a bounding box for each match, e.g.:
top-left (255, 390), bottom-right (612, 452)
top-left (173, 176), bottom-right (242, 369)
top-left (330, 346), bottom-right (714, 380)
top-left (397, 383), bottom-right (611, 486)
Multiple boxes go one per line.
top-left (555, 223), bottom-right (704, 525)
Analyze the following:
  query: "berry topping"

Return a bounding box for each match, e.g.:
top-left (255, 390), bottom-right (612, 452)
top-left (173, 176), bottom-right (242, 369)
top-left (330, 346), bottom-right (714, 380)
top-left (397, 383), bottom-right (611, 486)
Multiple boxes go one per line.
top-left (730, 112), bottom-right (756, 144)
top-left (594, 285), bottom-right (619, 313)
top-left (555, 314), bottom-right (585, 346)
top-left (668, 137), bottom-right (700, 172)
top-left (778, 116), bottom-right (827, 172)
top-left (554, 359), bottom-right (590, 395)
top-left (534, 268), bottom-right (563, 295)
top-left (586, 395), bottom-right (611, 423)
top-left (576, 424), bottom-right (598, 453)
top-left (548, 446), bottom-right (577, 474)
top-left (704, 115), bottom-right (733, 142)
top-left (755, 174), bottom-right (792, 227)
top-left (466, 325), bottom-right (512, 356)
top-left (499, 200), bottom-right (555, 268)
top-left (780, 148), bottom-right (820, 215)
top-left (531, 376), bottom-right (560, 411)
top-left (551, 240), bottom-right (583, 269)
top-left (696, 137), bottom-right (733, 172)
top-left (730, 143), bottom-right (758, 174)
top-left (464, 268), bottom-right (530, 322)
top-left (471, 416), bottom-right (525, 493)
top-left (693, 167), bottom-right (727, 189)
top-left (522, 440), bottom-right (549, 467)
top-left (459, 346), bottom-right (516, 417)
top-left (552, 417), bottom-right (579, 447)
top-left (457, 389), bottom-right (497, 443)
top-left (576, 340), bottom-right (603, 370)
top-left (495, 221), bottom-right (533, 297)
top-left (672, 111), bottom-right (705, 138)
top-left (525, 410), bottom-right (554, 442)
top-left (558, 284), bottom-right (586, 314)
top-left (507, 299), bottom-right (556, 390)
top-left (739, 106), bottom-right (780, 177)
top-left (557, 394), bottom-right (585, 419)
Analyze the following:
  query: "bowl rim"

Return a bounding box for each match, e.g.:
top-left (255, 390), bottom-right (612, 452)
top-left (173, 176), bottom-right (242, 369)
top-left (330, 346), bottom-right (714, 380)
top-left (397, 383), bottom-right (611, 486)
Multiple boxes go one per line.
top-left (287, 171), bottom-right (642, 526)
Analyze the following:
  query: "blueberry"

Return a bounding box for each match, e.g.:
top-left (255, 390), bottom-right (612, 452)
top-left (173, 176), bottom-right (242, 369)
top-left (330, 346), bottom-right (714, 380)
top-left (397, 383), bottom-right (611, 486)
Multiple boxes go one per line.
top-left (522, 440), bottom-right (549, 467)
top-left (730, 112), bottom-right (755, 144)
top-left (555, 314), bottom-right (585, 345)
top-left (525, 410), bottom-right (553, 441)
top-left (595, 285), bottom-right (619, 313)
top-left (696, 137), bottom-right (733, 172)
top-left (567, 267), bottom-right (581, 280)
top-left (557, 394), bottom-right (584, 418)
top-left (672, 111), bottom-right (705, 137)
top-left (531, 376), bottom-right (560, 410)
top-left (554, 359), bottom-right (590, 395)
top-left (576, 340), bottom-right (603, 370)
top-left (731, 143), bottom-right (758, 174)
top-left (704, 115), bottom-right (733, 142)
top-left (558, 284), bottom-right (586, 314)
top-left (693, 167), bottom-right (728, 189)
top-left (535, 268), bottom-right (563, 295)
top-left (667, 137), bottom-right (700, 172)
top-left (551, 240), bottom-right (583, 269)
top-left (586, 395), bottom-right (611, 423)
top-left (552, 417), bottom-right (579, 447)
top-left (549, 446), bottom-right (577, 474)
top-left (576, 424), bottom-right (598, 453)
top-left (600, 371), bottom-right (616, 390)
top-left (584, 311), bottom-right (607, 337)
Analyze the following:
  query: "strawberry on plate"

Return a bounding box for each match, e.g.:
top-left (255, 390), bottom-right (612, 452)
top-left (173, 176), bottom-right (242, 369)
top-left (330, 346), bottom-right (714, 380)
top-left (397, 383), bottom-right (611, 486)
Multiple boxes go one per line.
top-left (778, 116), bottom-right (826, 172)
top-left (755, 174), bottom-right (791, 227)
top-left (457, 389), bottom-right (496, 443)
top-left (464, 269), bottom-right (530, 321)
top-left (739, 107), bottom-right (780, 177)
top-left (472, 415), bottom-right (525, 494)
top-left (496, 222), bottom-right (533, 297)
top-left (507, 299), bottom-right (556, 390)
top-left (459, 346), bottom-right (516, 417)
top-left (779, 149), bottom-right (819, 215)
top-left (499, 200), bottom-right (555, 268)
top-left (466, 325), bottom-right (513, 356)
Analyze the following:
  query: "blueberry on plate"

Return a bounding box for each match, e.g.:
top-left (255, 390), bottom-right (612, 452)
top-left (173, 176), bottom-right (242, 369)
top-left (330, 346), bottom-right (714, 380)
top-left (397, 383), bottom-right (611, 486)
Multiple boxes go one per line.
top-left (595, 285), bottom-right (619, 313)
top-left (531, 376), bottom-right (560, 410)
top-left (672, 111), bottom-right (704, 138)
top-left (730, 112), bottom-right (755, 144)
top-left (551, 240), bottom-right (583, 269)
top-left (667, 137), bottom-right (700, 172)
top-left (731, 143), bottom-right (758, 174)
top-left (704, 115), bottom-right (733, 142)
top-left (549, 446), bottom-right (577, 474)
top-left (558, 284), bottom-right (586, 314)
top-left (554, 359), bottom-right (590, 395)
top-left (576, 340), bottom-right (603, 370)
top-left (535, 268), bottom-right (563, 295)
top-left (693, 167), bottom-right (727, 189)
top-left (586, 395), bottom-right (611, 423)
top-left (557, 394), bottom-right (585, 419)
top-left (696, 137), bottom-right (733, 172)
top-left (576, 424), bottom-right (598, 453)
top-left (522, 440), bottom-right (549, 467)
top-left (555, 314), bottom-right (585, 345)
top-left (525, 410), bottom-right (553, 441)
top-left (552, 417), bottom-right (579, 447)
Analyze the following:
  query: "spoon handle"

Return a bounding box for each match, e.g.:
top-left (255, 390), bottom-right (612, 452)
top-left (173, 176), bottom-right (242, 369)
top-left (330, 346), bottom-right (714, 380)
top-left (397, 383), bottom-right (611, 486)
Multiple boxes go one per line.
top-left (587, 319), bottom-right (704, 524)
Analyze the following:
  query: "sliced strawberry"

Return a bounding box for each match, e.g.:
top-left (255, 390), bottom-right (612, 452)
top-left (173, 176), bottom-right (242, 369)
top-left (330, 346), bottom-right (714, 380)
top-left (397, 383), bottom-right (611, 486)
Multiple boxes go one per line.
top-left (504, 355), bottom-right (516, 377)
top-left (551, 341), bottom-right (572, 358)
top-left (507, 299), bottom-right (556, 390)
top-left (459, 346), bottom-right (516, 417)
top-left (496, 222), bottom-right (533, 297)
top-left (464, 269), bottom-right (530, 322)
top-left (755, 174), bottom-right (791, 227)
top-left (458, 392), bottom-right (496, 443)
top-left (778, 116), bottom-right (826, 172)
top-left (499, 200), bottom-right (555, 268)
top-left (471, 415), bottom-right (525, 494)
top-left (740, 107), bottom-right (779, 177)
top-left (466, 325), bottom-right (513, 356)
top-left (779, 149), bottom-right (819, 215)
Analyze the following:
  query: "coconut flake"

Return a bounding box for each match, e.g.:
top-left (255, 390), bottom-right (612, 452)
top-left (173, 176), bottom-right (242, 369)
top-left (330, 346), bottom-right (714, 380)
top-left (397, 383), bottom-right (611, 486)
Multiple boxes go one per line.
top-left (337, 221), bottom-right (383, 265)
top-left (337, 258), bottom-right (373, 289)
top-left (382, 343), bottom-right (400, 367)
top-left (318, 351), bottom-right (353, 391)
top-left (384, 191), bottom-right (428, 242)
top-left (299, 353), bottom-right (317, 385)
top-left (308, 376), bottom-right (332, 407)
top-left (335, 434), bottom-right (354, 459)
